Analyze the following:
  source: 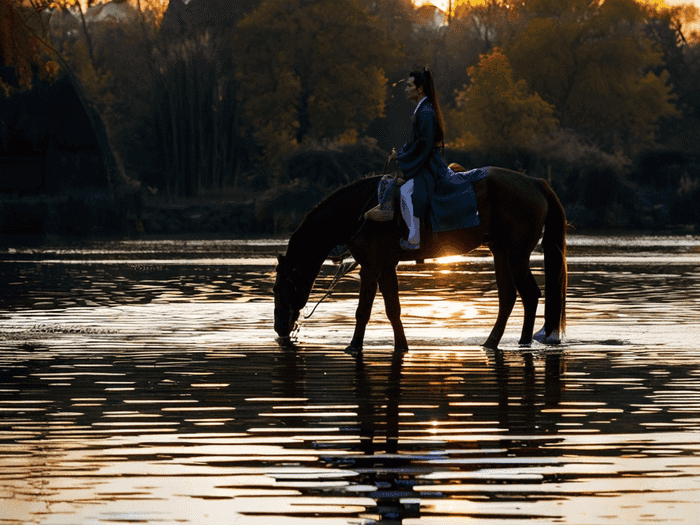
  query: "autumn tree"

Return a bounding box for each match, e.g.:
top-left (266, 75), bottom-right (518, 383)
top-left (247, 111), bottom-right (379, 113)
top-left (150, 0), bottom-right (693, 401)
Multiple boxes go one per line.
top-left (506, 0), bottom-right (679, 149)
top-left (447, 47), bottom-right (558, 156)
top-left (1, 0), bottom-right (132, 193)
top-left (452, 0), bottom-right (519, 51)
top-left (234, 0), bottom-right (396, 166)
top-left (0, 0), bottom-right (59, 96)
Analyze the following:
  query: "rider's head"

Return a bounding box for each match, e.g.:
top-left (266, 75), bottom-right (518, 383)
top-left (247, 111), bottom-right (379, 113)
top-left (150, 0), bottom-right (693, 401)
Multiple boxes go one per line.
top-left (409, 68), bottom-right (436, 103)
top-left (408, 67), bottom-right (444, 144)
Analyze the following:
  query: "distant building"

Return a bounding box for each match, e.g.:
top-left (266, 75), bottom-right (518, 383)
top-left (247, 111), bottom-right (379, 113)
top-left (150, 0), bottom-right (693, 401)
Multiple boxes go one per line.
top-left (42, 0), bottom-right (137, 38)
top-left (414, 3), bottom-right (448, 31)
top-left (83, 1), bottom-right (137, 23)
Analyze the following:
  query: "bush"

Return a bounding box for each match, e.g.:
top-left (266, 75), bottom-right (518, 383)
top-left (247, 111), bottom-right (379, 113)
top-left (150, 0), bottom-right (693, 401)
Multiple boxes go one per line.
top-left (282, 137), bottom-right (387, 187)
top-left (668, 168), bottom-right (700, 227)
top-left (254, 179), bottom-right (328, 235)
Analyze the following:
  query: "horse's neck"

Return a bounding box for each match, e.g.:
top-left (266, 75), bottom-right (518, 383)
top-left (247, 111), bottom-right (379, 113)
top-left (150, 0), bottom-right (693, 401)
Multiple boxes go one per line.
top-left (286, 178), bottom-right (376, 293)
top-left (287, 233), bottom-right (333, 277)
top-left (285, 231), bottom-right (337, 309)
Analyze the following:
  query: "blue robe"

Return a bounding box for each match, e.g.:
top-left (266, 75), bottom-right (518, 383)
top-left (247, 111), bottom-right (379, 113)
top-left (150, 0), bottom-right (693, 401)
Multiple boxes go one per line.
top-left (396, 100), bottom-right (487, 233)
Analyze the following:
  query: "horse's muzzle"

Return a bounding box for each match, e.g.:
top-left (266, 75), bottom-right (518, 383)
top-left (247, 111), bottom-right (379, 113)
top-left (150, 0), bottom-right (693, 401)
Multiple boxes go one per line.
top-left (274, 307), bottom-right (299, 338)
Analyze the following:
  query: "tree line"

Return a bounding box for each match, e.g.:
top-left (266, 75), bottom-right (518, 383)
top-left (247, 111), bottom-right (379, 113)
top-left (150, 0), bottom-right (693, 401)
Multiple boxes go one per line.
top-left (2, 0), bottom-right (700, 232)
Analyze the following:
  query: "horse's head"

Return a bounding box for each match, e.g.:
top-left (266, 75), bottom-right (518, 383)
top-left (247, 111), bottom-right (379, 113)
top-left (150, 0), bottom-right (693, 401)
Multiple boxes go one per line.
top-left (273, 254), bottom-right (304, 338)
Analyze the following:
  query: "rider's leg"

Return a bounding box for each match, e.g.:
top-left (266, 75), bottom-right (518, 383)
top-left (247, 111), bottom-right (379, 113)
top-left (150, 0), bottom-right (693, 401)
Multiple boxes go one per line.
top-left (400, 179), bottom-right (420, 245)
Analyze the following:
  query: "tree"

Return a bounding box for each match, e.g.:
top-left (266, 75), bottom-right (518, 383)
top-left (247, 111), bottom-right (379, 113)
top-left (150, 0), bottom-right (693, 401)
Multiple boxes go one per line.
top-left (447, 47), bottom-right (558, 155)
top-left (1, 0), bottom-right (132, 193)
top-left (150, 34), bottom-right (244, 197)
top-left (452, 0), bottom-right (518, 51)
top-left (506, 0), bottom-right (679, 149)
top-left (0, 0), bottom-right (59, 96)
top-left (234, 0), bottom-right (396, 167)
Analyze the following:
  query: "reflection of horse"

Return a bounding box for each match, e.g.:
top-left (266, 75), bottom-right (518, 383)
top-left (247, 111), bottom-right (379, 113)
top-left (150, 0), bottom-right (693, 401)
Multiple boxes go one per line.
top-left (274, 167), bottom-right (567, 350)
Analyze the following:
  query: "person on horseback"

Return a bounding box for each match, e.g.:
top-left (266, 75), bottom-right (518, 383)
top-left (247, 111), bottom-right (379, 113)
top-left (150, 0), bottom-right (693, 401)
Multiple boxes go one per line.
top-left (388, 67), bottom-right (447, 251)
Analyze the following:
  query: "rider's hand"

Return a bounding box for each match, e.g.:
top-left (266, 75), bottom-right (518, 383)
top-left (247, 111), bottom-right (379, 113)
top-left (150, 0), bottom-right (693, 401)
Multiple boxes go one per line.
top-left (388, 148), bottom-right (397, 162)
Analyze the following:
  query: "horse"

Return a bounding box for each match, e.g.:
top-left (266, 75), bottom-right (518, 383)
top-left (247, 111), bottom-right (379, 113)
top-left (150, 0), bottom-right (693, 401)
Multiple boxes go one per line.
top-left (274, 166), bottom-right (567, 351)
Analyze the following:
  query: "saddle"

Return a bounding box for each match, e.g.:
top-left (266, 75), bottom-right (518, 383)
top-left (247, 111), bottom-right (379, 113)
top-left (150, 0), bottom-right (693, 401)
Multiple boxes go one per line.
top-left (364, 163), bottom-right (471, 223)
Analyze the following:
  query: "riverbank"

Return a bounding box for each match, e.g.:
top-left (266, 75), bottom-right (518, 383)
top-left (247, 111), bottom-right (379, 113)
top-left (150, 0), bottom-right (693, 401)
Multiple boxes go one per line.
top-left (1, 181), bottom-right (697, 242)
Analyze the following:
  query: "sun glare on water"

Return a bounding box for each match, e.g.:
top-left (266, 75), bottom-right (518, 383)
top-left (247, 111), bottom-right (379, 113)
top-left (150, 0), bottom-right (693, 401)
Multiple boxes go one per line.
top-left (436, 255), bottom-right (464, 265)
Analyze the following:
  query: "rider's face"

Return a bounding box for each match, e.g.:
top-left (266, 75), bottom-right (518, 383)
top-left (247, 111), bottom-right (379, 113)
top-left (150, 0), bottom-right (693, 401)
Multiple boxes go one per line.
top-left (405, 77), bottom-right (424, 104)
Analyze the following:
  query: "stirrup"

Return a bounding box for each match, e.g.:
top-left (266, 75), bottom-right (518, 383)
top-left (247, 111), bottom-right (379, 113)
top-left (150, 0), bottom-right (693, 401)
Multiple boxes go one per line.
top-left (364, 204), bottom-right (394, 222)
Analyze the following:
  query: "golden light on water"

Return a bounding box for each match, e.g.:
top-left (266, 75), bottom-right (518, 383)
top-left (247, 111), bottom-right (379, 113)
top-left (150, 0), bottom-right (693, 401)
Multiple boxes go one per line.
top-left (3, 235), bottom-right (700, 523)
top-left (436, 255), bottom-right (465, 265)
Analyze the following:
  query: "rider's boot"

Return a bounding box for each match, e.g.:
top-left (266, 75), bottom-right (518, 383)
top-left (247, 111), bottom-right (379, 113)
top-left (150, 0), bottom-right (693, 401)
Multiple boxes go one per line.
top-left (364, 176), bottom-right (395, 222)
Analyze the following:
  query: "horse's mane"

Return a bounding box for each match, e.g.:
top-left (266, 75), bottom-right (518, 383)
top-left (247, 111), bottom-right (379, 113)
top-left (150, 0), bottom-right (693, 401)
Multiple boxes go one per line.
top-left (291, 176), bottom-right (380, 239)
top-left (308, 175), bottom-right (380, 221)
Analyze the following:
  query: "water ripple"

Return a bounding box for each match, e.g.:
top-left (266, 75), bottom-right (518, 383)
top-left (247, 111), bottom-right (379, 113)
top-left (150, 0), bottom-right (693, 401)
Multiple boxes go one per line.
top-left (1, 235), bottom-right (700, 523)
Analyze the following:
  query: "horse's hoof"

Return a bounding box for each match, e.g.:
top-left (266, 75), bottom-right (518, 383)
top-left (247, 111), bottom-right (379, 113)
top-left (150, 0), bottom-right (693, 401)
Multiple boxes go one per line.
top-left (519, 340), bottom-right (532, 348)
top-left (345, 345), bottom-right (362, 355)
top-left (482, 338), bottom-right (499, 350)
top-left (533, 327), bottom-right (561, 345)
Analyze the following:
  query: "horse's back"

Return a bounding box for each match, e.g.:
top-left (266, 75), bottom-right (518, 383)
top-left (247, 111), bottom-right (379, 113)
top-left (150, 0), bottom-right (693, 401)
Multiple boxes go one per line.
top-left (474, 167), bottom-right (552, 249)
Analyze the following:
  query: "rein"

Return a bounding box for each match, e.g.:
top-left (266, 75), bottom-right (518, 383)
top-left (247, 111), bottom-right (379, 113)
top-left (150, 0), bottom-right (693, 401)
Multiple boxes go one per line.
top-left (303, 259), bottom-right (359, 319)
top-left (300, 176), bottom-right (381, 320)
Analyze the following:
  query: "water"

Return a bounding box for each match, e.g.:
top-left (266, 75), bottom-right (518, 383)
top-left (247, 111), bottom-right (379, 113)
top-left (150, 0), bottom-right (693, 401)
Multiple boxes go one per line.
top-left (1, 235), bottom-right (700, 524)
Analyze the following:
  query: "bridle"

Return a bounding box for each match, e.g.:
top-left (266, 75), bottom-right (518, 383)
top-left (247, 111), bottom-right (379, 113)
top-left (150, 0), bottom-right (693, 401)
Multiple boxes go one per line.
top-left (277, 175), bottom-right (384, 329)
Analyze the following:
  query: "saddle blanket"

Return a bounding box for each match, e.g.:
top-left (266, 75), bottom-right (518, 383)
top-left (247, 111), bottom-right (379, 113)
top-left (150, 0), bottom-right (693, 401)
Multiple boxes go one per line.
top-left (430, 166), bottom-right (489, 233)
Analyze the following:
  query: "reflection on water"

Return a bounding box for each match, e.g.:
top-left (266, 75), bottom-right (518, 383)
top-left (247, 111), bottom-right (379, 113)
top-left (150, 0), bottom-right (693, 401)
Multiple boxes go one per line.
top-left (1, 235), bottom-right (700, 524)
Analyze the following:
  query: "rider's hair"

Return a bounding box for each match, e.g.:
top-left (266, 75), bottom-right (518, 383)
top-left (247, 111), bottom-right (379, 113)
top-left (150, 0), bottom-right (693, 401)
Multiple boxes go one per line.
top-left (409, 67), bottom-right (444, 145)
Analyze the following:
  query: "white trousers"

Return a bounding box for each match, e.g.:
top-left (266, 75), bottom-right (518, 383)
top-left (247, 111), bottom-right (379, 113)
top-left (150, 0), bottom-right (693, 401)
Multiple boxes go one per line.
top-left (400, 179), bottom-right (420, 244)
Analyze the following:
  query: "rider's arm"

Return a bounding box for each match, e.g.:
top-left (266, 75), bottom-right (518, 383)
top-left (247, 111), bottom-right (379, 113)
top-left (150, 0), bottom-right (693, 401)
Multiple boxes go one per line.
top-left (396, 106), bottom-right (437, 179)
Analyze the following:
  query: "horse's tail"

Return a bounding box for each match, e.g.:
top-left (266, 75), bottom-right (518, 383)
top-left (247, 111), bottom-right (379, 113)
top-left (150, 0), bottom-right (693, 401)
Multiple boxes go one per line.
top-left (541, 182), bottom-right (568, 336)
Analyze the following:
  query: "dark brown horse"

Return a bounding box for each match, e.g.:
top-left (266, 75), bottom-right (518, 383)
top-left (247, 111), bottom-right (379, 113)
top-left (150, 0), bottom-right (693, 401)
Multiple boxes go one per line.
top-left (274, 167), bottom-right (567, 351)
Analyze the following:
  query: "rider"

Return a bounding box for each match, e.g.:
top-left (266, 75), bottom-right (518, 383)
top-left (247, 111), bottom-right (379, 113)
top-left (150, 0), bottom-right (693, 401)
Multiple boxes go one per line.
top-left (388, 67), bottom-right (447, 251)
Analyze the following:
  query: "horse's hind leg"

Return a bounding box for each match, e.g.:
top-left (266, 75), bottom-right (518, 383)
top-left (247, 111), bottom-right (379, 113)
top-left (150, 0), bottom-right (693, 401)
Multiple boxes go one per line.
top-left (378, 266), bottom-right (408, 351)
top-left (348, 268), bottom-right (378, 353)
top-left (484, 248), bottom-right (517, 349)
top-left (510, 252), bottom-right (542, 346)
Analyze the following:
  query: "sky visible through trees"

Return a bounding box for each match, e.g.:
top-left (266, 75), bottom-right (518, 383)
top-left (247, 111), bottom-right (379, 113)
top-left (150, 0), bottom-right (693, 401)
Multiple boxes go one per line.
top-left (417, 0), bottom-right (700, 31)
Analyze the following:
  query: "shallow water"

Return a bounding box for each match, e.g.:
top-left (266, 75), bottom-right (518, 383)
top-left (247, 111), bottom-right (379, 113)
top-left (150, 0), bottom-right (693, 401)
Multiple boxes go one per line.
top-left (1, 234), bottom-right (700, 524)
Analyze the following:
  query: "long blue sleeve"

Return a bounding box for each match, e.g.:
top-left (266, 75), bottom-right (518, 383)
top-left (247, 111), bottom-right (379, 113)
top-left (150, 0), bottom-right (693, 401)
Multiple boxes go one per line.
top-left (396, 103), bottom-right (437, 179)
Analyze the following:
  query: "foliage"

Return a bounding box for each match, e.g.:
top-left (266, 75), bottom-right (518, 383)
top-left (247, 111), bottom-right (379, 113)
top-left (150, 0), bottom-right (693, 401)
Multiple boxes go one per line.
top-left (234, 0), bottom-right (395, 168)
top-left (447, 48), bottom-right (558, 155)
top-left (0, 0), bottom-right (59, 96)
top-left (505, 0), bottom-right (679, 150)
top-left (4, 0), bottom-right (700, 231)
top-left (133, 0), bottom-right (169, 29)
top-left (61, 39), bottom-right (114, 118)
top-left (149, 33), bottom-right (246, 197)
top-left (282, 136), bottom-right (387, 187)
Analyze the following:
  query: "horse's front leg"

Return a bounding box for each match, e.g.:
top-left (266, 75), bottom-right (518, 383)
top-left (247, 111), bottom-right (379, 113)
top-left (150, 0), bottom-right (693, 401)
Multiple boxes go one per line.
top-left (378, 266), bottom-right (408, 351)
top-left (347, 268), bottom-right (378, 353)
